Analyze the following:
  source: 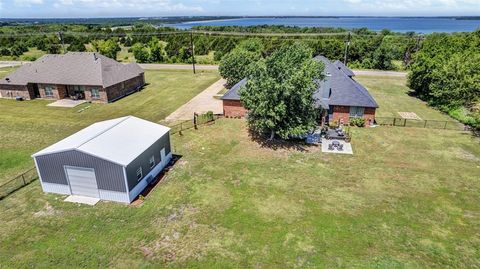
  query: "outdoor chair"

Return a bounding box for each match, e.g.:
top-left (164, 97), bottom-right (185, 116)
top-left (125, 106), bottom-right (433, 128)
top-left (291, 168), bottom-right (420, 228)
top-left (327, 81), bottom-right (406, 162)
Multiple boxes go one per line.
top-left (328, 144), bottom-right (334, 150)
top-left (338, 144), bottom-right (344, 151)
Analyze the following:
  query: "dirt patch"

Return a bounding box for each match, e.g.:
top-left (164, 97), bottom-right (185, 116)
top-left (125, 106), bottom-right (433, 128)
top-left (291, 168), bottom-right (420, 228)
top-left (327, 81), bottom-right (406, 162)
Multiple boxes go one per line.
top-left (33, 202), bottom-right (58, 217)
top-left (398, 112), bottom-right (422, 120)
top-left (455, 148), bottom-right (480, 162)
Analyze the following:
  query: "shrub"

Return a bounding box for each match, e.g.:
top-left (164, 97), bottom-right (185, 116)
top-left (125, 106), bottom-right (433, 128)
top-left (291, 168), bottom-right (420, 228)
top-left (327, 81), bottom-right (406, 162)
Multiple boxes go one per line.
top-left (349, 117), bottom-right (365, 127)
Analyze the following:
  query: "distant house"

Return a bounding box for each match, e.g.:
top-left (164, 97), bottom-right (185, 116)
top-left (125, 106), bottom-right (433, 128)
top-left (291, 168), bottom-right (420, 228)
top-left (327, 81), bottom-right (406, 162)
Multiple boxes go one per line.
top-left (221, 56), bottom-right (378, 126)
top-left (32, 116), bottom-right (172, 204)
top-left (0, 52), bottom-right (145, 103)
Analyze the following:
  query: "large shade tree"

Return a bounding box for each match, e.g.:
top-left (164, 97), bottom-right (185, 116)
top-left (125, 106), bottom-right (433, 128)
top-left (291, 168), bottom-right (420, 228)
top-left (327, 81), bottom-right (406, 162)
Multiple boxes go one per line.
top-left (240, 43), bottom-right (324, 140)
top-left (219, 39), bottom-right (264, 87)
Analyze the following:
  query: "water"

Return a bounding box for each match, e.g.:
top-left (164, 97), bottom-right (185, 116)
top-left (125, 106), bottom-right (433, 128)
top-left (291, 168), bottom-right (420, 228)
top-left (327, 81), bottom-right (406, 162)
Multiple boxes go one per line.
top-left (167, 17), bottom-right (480, 33)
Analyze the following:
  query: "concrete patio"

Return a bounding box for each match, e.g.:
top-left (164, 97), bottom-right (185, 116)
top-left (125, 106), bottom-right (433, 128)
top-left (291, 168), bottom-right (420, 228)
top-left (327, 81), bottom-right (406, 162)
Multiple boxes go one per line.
top-left (64, 195), bottom-right (100, 205)
top-left (47, 99), bottom-right (87, 108)
top-left (321, 138), bottom-right (353, 155)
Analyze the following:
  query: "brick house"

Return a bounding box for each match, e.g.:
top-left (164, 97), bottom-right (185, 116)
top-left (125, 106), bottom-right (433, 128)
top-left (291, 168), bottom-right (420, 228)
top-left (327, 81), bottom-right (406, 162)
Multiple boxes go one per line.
top-left (0, 52), bottom-right (145, 103)
top-left (221, 56), bottom-right (378, 126)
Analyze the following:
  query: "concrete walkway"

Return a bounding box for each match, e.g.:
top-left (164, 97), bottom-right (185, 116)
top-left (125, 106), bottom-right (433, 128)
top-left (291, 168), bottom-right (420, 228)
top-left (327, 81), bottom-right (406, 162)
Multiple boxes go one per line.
top-left (47, 99), bottom-right (86, 108)
top-left (165, 78), bottom-right (226, 122)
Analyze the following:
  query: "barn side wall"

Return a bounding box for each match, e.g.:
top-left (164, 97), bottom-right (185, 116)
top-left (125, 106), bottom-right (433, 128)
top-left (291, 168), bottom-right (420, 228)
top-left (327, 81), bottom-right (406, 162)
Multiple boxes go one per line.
top-left (125, 132), bottom-right (171, 191)
top-left (34, 150), bottom-right (126, 193)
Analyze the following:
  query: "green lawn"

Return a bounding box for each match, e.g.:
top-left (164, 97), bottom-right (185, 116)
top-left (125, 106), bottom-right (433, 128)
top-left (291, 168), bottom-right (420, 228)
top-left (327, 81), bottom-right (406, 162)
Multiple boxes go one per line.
top-left (0, 69), bottom-right (220, 184)
top-left (356, 75), bottom-right (452, 120)
top-left (0, 73), bottom-right (479, 268)
top-left (0, 47), bottom-right (46, 61)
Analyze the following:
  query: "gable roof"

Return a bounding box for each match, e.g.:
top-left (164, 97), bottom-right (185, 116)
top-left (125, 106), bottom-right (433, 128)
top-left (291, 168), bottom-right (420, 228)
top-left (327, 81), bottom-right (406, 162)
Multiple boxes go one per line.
top-left (313, 56), bottom-right (378, 108)
top-left (32, 116), bottom-right (170, 166)
top-left (221, 56), bottom-right (378, 108)
top-left (221, 78), bottom-right (247, 101)
top-left (333, 60), bottom-right (355, 77)
top-left (1, 52), bottom-right (143, 88)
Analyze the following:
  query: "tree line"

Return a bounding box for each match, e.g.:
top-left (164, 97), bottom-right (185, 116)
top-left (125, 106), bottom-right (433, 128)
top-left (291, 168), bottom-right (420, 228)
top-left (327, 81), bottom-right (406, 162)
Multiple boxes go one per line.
top-left (0, 24), bottom-right (419, 70)
top-left (408, 30), bottom-right (480, 129)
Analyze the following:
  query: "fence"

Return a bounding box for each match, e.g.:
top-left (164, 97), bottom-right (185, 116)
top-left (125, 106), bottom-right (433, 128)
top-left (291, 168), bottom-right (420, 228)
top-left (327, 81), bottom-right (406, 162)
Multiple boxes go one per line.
top-left (169, 113), bottom-right (219, 135)
top-left (0, 167), bottom-right (37, 200)
top-left (375, 117), bottom-right (467, 131)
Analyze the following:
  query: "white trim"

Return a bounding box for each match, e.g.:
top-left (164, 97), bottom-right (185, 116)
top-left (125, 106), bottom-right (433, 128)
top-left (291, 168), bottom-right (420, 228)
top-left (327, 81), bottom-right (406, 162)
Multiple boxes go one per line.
top-left (33, 157), bottom-right (47, 191)
top-left (128, 152), bottom-right (172, 202)
top-left (41, 182), bottom-right (71, 195)
top-left (98, 189), bottom-right (129, 204)
top-left (122, 166), bottom-right (130, 197)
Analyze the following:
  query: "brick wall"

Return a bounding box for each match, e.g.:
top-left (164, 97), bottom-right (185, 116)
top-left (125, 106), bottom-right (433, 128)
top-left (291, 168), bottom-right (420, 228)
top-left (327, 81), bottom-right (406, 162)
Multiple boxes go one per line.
top-left (104, 74), bottom-right (145, 103)
top-left (0, 84), bottom-right (33, 100)
top-left (223, 100), bottom-right (247, 118)
top-left (38, 84), bottom-right (68, 100)
top-left (330, 105), bottom-right (376, 126)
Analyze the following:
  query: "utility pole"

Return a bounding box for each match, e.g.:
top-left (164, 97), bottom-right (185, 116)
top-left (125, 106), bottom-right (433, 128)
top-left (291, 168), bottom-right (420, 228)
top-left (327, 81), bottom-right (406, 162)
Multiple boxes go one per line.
top-left (57, 31), bottom-right (66, 54)
top-left (190, 32), bottom-right (196, 74)
top-left (343, 32), bottom-right (351, 65)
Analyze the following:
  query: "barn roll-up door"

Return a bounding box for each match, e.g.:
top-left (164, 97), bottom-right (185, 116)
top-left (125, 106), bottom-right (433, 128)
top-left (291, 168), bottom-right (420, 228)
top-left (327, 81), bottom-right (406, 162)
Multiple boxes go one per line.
top-left (65, 166), bottom-right (99, 198)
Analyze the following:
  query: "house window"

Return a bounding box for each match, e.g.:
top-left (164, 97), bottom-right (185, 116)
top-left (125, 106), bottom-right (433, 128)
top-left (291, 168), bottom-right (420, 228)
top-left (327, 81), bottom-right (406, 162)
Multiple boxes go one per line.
top-left (349, 106), bottom-right (365, 118)
top-left (136, 167), bottom-right (143, 181)
top-left (91, 88), bottom-right (100, 99)
top-left (44, 86), bottom-right (54, 97)
top-left (149, 156), bottom-right (155, 168)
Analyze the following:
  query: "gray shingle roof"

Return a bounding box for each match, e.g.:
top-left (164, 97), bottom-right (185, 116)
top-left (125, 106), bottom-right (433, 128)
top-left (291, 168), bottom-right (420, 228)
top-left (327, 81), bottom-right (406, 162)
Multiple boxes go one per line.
top-left (221, 56), bottom-right (378, 109)
top-left (221, 78), bottom-right (246, 100)
top-left (314, 55), bottom-right (378, 108)
top-left (1, 52), bottom-right (144, 88)
top-left (333, 60), bottom-right (355, 77)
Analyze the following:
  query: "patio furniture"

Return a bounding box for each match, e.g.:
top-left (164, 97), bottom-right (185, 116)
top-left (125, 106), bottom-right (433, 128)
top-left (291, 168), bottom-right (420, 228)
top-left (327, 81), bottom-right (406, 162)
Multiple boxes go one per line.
top-left (328, 144), bottom-right (334, 150)
top-left (338, 144), bottom-right (344, 151)
top-left (332, 140), bottom-right (340, 147)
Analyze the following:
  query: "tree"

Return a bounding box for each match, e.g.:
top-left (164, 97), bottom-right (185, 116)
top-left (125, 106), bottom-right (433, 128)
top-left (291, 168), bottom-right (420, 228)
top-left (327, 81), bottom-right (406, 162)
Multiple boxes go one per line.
top-left (131, 43), bottom-right (150, 63)
top-left (68, 39), bottom-right (86, 52)
top-left (92, 38), bottom-right (121, 59)
top-left (148, 37), bottom-right (167, 62)
top-left (219, 44), bottom-right (262, 87)
top-left (240, 43), bottom-right (324, 140)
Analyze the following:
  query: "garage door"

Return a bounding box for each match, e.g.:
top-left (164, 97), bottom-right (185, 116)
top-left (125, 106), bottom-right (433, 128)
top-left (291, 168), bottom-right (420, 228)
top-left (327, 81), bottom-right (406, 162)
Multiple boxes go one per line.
top-left (65, 166), bottom-right (99, 198)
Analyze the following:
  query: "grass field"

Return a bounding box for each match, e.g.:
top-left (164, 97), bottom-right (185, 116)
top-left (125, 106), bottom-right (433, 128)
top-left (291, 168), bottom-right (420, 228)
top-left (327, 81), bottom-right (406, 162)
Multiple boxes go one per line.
top-left (0, 69), bottom-right (220, 184)
top-left (0, 73), bottom-right (479, 268)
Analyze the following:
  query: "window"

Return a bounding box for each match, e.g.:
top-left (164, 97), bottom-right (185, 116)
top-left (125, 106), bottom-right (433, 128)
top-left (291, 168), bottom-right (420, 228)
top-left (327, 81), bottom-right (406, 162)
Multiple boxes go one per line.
top-left (149, 155), bottom-right (155, 168)
top-left (349, 106), bottom-right (365, 118)
top-left (136, 167), bottom-right (143, 181)
top-left (44, 86), bottom-right (54, 97)
top-left (91, 88), bottom-right (100, 99)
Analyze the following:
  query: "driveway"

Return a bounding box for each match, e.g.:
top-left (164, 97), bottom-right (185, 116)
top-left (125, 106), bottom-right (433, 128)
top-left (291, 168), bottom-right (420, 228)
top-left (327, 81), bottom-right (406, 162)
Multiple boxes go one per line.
top-left (165, 78), bottom-right (226, 122)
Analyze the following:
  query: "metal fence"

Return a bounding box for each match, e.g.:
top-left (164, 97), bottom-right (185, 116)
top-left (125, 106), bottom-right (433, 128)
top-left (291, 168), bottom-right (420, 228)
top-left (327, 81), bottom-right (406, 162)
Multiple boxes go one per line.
top-left (375, 117), bottom-right (467, 131)
top-left (0, 167), bottom-right (37, 200)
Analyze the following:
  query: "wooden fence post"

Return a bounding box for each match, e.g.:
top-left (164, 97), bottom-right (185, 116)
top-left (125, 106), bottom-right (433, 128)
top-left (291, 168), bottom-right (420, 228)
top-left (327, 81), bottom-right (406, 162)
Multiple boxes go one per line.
top-left (404, 119), bottom-right (407, 127)
top-left (424, 120), bottom-right (427, 128)
top-left (21, 174), bottom-right (25, 185)
top-left (194, 113), bottom-right (198, 130)
top-left (179, 122), bottom-right (183, 136)
top-left (444, 121), bottom-right (448, 129)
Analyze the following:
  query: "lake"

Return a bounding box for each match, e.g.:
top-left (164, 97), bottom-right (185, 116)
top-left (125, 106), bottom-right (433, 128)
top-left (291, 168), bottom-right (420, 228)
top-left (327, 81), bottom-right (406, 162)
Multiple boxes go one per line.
top-left (166, 17), bottom-right (480, 33)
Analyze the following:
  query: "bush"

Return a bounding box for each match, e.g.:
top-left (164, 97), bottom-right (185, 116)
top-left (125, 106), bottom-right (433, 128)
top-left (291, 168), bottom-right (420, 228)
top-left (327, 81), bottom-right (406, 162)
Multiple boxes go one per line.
top-left (349, 117), bottom-right (365, 127)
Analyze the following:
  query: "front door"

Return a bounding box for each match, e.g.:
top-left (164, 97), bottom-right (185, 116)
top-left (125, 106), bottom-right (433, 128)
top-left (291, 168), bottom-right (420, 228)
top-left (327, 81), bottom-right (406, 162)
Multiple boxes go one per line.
top-left (65, 166), bottom-right (99, 198)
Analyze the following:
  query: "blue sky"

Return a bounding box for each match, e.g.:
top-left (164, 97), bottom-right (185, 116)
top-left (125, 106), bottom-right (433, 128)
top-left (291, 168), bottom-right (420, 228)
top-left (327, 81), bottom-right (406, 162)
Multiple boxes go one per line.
top-left (1, 0), bottom-right (479, 18)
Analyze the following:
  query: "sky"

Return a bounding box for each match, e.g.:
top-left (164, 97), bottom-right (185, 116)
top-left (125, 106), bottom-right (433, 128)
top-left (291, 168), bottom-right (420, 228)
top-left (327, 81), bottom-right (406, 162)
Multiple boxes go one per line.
top-left (1, 0), bottom-right (480, 18)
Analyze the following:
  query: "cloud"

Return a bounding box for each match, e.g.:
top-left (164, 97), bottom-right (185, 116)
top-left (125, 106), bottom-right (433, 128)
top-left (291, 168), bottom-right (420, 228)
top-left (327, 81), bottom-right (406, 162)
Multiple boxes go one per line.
top-left (14, 0), bottom-right (43, 6)
top-left (53, 0), bottom-right (203, 12)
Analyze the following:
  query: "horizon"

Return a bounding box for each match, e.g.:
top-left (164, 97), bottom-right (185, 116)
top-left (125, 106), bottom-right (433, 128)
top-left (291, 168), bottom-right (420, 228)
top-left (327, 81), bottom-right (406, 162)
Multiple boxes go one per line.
top-left (1, 0), bottom-right (480, 18)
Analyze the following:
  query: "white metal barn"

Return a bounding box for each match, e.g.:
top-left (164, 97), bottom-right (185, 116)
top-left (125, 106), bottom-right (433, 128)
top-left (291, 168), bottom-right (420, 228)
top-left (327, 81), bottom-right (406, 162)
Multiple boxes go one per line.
top-left (32, 116), bottom-right (172, 204)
